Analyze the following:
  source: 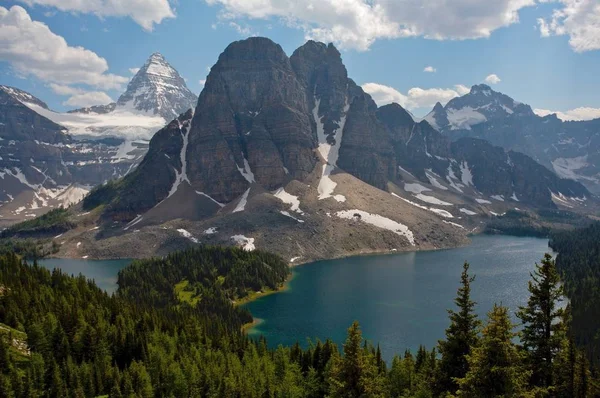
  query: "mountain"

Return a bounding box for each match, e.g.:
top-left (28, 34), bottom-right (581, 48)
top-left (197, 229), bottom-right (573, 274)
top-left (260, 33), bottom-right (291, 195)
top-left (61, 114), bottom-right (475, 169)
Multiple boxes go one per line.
top-left (33, 37), bottom-right (589, 263)
top-left (0, 53), bottom-right (199, 226)
top-left (0, 86), bottom-right (147, 227)
top-left (425, 84), bottom-right (600, 193)
top-left (113, 52), bottom-right (197, 120)
top-left (70, 53), bottom-right (196, 120)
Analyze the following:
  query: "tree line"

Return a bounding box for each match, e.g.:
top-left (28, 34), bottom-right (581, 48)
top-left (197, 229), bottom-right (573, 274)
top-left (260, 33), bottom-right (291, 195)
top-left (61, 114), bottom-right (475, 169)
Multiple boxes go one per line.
top-left (550, 222), bottom-right (600, 367)
top-left (0, 244), bottom-right (598, 396)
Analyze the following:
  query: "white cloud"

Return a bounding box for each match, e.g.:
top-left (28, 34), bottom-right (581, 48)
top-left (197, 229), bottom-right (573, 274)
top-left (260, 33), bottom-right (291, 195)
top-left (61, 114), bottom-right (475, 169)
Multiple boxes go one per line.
top-left (63, 91), bottom-right (113, 108)
top-left (0, 6), bottom-right (128, 90)
top-left (48, 83), bottom-right (82, 96)
top-left (534, 107), bottom-right (600, 121)
top-left (484, 74), bottom-right (501, 84)
top-left (129, 67), bottom-right (140, 75)
top-left (454, 84), bottom-right (471, 95)
top-left (423, 66), bottom-right (436, 73)
top-left (49, 83), bottom-right (113, 108)
top-left (199, 79), bottom-right (206, 86)
top-left (206, 0), bottom-right (537, 51)
top-left (228, 21), bottom-right (257, 36)
top-left (537, 0), bottom-right (600, 52)
top-left (17, 0), bottom-right (175, 31)
top-left (362, 82), bottom-right (468, 110)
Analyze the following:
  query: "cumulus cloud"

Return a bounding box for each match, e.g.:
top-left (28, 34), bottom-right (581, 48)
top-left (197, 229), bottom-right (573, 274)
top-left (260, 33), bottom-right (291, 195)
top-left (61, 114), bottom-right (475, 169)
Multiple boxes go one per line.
top-left (534, 107), bottom-right (600, 121)
top-left (63, 91), bottom-right (114, 108)
top-left (423, 66), bottom-right (436, 73)
top-left (362, 82), bottom-right (469, 110)
top-left (537, 0), bottom-right (600, 52)
top-left (205, 0), bottom-right (537, 50)
top-left (0, 6), bottom-right (128, 91)
top-left (484, 74), bottom-right (501, 84)
top-left (454, 84), bottom-right (471, 95)
top-left (129, 67), bottom-right (140, 75)
top-left (17, 0), bottom-right (175, 31)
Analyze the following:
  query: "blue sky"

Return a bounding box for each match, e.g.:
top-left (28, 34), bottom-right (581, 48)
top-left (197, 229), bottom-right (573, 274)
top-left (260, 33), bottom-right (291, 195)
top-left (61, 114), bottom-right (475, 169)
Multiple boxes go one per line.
top-left (1, 0), bottom-right (599, 119)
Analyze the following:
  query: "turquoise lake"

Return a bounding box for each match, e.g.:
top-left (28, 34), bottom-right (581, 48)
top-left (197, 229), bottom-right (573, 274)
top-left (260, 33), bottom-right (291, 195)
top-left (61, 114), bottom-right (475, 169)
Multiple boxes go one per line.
top-left (35, 235), bottom-right (550, 362)
top-left (243, 235), bottom-right (550, 361)
top-left (37, 258), bottom-right (131, 294)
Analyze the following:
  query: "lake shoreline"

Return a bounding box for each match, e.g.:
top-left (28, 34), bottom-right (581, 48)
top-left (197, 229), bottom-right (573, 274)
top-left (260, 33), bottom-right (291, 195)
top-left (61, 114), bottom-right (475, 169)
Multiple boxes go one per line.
top-left (241, 235), bottom-right (551, 360)
top-left (235, 271), bottom-right (295, 308)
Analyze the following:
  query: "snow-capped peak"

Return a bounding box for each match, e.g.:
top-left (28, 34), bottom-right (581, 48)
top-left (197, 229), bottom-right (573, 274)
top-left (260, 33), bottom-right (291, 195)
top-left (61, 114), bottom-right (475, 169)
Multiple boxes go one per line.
top-left (115, 52), bottom-right (197, 120)
top-left (0, 85), bottom-right (49, 110)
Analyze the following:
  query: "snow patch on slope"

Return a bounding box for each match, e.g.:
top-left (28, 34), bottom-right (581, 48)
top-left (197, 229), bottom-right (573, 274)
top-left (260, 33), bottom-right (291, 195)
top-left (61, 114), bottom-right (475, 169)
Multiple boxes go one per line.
top-left (177, 229), bottom-right (199, 243)
top-left (273, 188), bottom-right (303, 214)
top-left (167, 113), bottom-right (194, 197)
top-left (460, 161), bottom-right (474, 186)
top-left (403, 183), bottom-right (430, 194)
top-left (446, 107), bottom-right (487, 130)
top-left (233, 188), bottom-right (250, 213)
top-left (392, 193), bottom-right (454, 218)
top-left (336, 209), bottom-right (415, 246)
top-left (425, 169), bottom-right (448, 190)
top-left (415, 194), bottom-right (452, 206)
top-left (231, 235), bottom-right (255, 251)
top-left (314, 95), bottom-right (349, 202)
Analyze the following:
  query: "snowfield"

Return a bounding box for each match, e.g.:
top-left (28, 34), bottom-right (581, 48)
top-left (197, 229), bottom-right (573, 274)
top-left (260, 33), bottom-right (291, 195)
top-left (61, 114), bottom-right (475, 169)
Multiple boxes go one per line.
top-left (335, 209), bottom-right (415, 246)
top-left (233, 188), bottom-right (250, 213)
top-left (273, 188), bottom-right (303, 214)
top-left (231, 235), bottom-right (256, 251)
top-left (314, 95), bottom-right (349, 202)
top-left (22, 102), bottom-right (165, 141)
top-left (403, 183), bottom-right (431, 194)
top-left (177, 229), bottom-right (199, 243)
top-left (446, 107), bottom-right (487, 130)
top-left (414, 194), bottom-right (452, 206)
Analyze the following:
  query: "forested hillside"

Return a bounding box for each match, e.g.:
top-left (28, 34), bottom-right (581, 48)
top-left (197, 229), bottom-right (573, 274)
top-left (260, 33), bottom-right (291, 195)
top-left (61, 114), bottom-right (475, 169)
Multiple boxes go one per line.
top-left (0, 247), bottom-right (598, 396)
top-left (550, 222), bottom-right (600, 366)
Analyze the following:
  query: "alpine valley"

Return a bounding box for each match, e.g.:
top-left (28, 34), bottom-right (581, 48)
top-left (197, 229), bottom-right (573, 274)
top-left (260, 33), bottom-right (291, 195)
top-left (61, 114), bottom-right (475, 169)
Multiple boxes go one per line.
top-left (1, 38), bottom-right (598, 262)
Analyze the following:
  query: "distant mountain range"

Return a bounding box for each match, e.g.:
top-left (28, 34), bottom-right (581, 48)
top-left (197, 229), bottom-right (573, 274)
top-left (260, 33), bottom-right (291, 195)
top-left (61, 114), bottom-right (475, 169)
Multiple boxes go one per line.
top-left (0, 53), bottom-right (196, 226)
top-left (424, 84), bottom-right (600, 193)
top-left (1, 38), bottom-right (597, 263)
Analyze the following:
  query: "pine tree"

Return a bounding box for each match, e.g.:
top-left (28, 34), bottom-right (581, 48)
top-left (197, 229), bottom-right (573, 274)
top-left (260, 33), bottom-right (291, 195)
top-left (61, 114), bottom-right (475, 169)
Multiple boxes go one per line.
top-left (517, 253), bottom-right (565, 389)
top-left (328, 321), bottom-right (387, 397)
top-left (457, 304), bottom-right (531, 397)
top-left (436, 262), bottom-right (480, 395)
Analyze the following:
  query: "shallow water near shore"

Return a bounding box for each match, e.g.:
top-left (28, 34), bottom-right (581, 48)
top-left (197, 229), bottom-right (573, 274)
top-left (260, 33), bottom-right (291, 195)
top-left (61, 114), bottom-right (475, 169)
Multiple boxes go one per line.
top-left (243, 235), bottom-right (550, 362)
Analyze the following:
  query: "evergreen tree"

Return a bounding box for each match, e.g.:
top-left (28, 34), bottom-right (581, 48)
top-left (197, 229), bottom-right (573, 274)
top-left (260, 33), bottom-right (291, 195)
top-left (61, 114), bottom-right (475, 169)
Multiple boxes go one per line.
top-left (517, 253), bottom-right (565, 389)
top-left (328, 321), bottom-right (387, 397)
top-left (436, 262), bottom-right (480, 395)
top-left (457, 304), bottom-right (531, 397)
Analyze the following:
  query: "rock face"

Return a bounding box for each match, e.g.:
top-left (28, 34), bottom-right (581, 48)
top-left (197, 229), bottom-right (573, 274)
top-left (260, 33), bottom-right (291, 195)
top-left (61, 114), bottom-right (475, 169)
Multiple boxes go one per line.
top-left (88, 37), bottom-right (592, 226)
top-left (425, 84), bottom-right (600, 193)
top-left (115, 53), bottom-right (197, 120)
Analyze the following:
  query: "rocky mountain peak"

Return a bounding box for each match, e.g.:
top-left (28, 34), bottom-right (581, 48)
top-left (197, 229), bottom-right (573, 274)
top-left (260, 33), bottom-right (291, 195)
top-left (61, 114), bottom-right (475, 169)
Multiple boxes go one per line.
top-left (0, 85), bottom-right (49, 110)
top-left (115, 52), bottom-right (197, 120)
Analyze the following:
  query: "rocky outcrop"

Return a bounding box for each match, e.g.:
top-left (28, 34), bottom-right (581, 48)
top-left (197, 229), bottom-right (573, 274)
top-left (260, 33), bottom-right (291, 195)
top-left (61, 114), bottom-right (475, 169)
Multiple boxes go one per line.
top-left (0, 89), bottom-right (68, 144)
